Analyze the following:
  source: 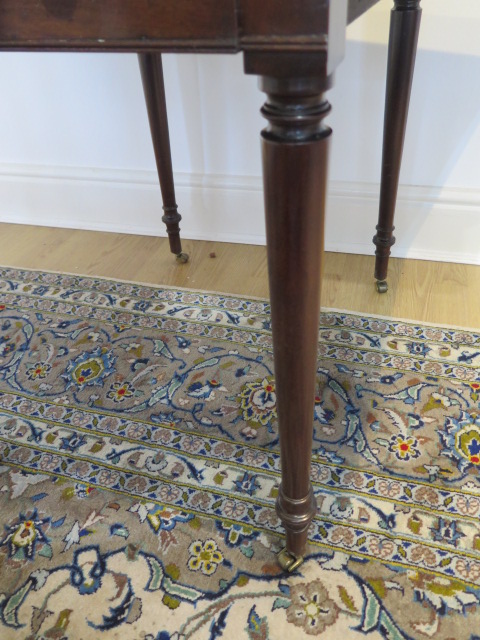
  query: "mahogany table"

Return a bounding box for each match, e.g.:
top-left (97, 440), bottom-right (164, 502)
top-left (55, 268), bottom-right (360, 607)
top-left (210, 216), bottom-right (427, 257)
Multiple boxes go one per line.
top-left (373, 0), bottom-right (421, 292)
top-left (0, 0), bottom-right (420, 571)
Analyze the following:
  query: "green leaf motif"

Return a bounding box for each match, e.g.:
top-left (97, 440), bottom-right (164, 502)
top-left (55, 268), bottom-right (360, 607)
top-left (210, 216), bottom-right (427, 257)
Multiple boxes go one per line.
top-left (338, 586), bottom-right (358, 613)
top-left (360, 584), bottom-right (381, 632)
top-left (145, 556), bottom-right (164, 591)
top-left (192, 358), bottom-right (220, 371)
top-left (163, 577), bottom-right (202, 602)
top-left (272, 597), bottom-right (290, 611)
top-left (1, 581), bottom-right (33, 628)
top-left (329, 379), bottom-right (349, 403)
top-left (38, 544), bottom-right (53, 559)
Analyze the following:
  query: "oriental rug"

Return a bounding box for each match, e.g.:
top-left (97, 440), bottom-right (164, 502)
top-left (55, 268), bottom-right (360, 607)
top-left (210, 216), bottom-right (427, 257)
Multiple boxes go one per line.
top-left (0, 266), bottom-right (479, 639)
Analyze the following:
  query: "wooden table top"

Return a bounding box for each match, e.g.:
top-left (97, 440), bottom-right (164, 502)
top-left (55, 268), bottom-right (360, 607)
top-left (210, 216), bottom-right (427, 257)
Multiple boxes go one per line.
top-left (0, 0), bottom-right (380, 52)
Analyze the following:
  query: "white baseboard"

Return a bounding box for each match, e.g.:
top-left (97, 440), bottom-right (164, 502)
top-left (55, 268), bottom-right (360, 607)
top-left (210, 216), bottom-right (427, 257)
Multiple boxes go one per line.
top-left (0, 163), bottom-right (479, 265)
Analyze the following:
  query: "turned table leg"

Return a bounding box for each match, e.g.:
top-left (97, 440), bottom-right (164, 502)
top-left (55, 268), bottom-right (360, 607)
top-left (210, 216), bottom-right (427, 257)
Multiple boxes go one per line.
top-left (258, 75), bottom-right (331, 566)
top-left (374, 0), bottom-right (421, 293)
top-left (138, 53), bottom-right (189, 264)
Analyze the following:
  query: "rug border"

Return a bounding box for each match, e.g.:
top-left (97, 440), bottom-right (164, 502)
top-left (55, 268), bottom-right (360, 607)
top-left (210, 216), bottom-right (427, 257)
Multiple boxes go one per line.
top-left (0, 263), bottom-right (478, 334)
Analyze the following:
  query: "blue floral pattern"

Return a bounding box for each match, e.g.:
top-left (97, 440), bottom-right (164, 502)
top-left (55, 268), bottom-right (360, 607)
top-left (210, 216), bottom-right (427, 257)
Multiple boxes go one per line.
top-left (0, 268), bottom-right (479, 639)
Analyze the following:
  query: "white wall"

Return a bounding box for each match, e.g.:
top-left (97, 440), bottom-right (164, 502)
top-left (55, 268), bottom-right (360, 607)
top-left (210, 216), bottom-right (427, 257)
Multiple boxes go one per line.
top-left (0, 0), bottom-right (480, 263)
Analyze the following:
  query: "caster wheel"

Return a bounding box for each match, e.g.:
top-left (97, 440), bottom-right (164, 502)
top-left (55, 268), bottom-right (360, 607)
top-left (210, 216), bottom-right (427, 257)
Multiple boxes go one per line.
top-left (376, 280), bottom-right (388, 294)
top-left (176, 252), bottom-right (189, 264)
top-left (277, 548), bottom-right (304, 572)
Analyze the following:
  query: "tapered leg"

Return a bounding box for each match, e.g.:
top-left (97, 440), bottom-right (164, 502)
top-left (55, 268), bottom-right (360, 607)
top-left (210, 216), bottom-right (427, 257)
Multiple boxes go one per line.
top-left (259, 75), bottom-right (331, 564)
top-left (138, 53), bottom-right (189, 263)
top-left (373, 0), bottom-right (421, 292)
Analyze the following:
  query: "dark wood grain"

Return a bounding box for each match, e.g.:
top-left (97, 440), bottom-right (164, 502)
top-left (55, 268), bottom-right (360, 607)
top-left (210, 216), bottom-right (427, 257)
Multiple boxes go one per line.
top-left (239, 0), bottom-right (328, 51)
top-left (0, 0), bottom-right (238, 51)
top-left (259, 74), bottom-right (331, 557)
top-left (138, 53), bottom-right (183, 258)
top-left (374, 0), bottom-right (421, 284)
top-left (0, 0), bottom-right (331, 53)
top-left (0, 0), bottom-right (374, 52)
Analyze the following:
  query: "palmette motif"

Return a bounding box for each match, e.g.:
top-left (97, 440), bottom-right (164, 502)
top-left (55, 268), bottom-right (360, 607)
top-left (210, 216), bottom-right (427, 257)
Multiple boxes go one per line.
top-left (0, 267), bottom-right (479, 639)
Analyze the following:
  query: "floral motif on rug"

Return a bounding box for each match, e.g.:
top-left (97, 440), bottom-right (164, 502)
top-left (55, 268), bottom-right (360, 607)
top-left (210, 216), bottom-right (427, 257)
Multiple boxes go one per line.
top-left (0, 266), bottom-right (479, 639)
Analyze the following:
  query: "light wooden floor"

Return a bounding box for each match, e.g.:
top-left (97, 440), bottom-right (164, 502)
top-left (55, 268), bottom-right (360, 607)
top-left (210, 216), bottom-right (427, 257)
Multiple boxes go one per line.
top-left (0, 222), bottom-right (478, 328)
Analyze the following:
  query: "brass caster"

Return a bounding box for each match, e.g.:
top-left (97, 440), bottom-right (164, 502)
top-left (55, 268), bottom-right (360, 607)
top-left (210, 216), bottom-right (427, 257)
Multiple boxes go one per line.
top-left (277, 548), bottom-right (304, 572)
top-left (176, 252), bottom-right (189, 264)
top-left (376, 280), bottom-right (388, 294)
